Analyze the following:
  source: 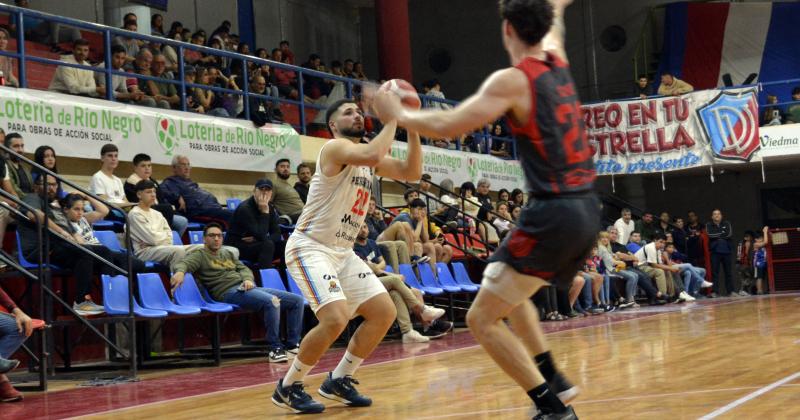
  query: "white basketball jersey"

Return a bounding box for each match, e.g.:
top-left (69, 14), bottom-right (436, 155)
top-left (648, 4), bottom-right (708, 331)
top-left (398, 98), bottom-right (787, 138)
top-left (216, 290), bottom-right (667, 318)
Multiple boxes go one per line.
top-left (292, 145), bottom-right (373, 251)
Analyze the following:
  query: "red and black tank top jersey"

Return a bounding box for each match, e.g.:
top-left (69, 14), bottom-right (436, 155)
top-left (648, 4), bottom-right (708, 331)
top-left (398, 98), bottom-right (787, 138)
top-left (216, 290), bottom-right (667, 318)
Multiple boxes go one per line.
top-left (507, 53), bottom-right (595, 196)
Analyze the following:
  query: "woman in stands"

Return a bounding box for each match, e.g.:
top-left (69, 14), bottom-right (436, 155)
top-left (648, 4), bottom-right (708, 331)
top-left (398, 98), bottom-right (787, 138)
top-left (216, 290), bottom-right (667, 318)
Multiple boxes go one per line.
top-left (0, 28), bottom-right (19, 87)
top-left (151, 14), bottom-right (165, 36)
top-left (33, 145), bottom-right (66, 198)
top-left (493, 201), bottom-right (514, 239)
top-left (498, 188), bottom-right (510, 203)
top-left (510, 188), bottom-right (524, 208)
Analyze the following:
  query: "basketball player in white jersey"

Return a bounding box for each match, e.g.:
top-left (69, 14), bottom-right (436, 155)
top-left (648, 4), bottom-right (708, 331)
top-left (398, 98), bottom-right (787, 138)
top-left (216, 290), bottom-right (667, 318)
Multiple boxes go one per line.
top-left (272, 98), bottom-right (422, 414)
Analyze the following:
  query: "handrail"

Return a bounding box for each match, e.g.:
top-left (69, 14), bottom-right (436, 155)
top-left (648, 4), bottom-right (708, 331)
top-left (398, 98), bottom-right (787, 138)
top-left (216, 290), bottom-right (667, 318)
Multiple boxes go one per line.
top-left (0, 3), bottom-right (518, 158)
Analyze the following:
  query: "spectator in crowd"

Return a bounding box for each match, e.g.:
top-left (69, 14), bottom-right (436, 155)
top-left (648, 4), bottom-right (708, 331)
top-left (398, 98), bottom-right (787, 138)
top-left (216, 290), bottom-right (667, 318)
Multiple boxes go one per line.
top-left (657, 72), bottom-right (693, 96)
top-left (0, 28), bottom-right (20, 87)
top-left (737, 230), bottom-right (756, 293)
top-left (430, 178), bottom-right (459, 229)
top-left (511, 205), bottom-right (521, 222)
top-left (392, 199), bottom-right (453, 272)
top-left (475, 178), bottom-right (493, 221)
top-left (497, 189), bottom-right (510, 203)
top-left (224, 179), bottom-right (283, 268)
top-left (270, 159), bottom-right (305, 223)
top-left (270, 48), bottom-right (299, 99)
top-left (182, 66), bottom-right (205, 113)
top-left (706, 209), bottom-right (745, 297)
top-left (607, 226), bottom-right (668, 305)
top-left (0, 148), bottom-right (16, 269)
top-left (459, 181), bottom-right (481, 228)
top-left (172, 223), bottom-right (303, 363)
top-left (761, 94), bottom-right (783, 126)
top-left (510, 188), bottom-right (524, 208)
top-left (786, 87), bottom-right (800, 124)
top-left (753, 227), bottom-right (769, 295)
top-left (113, 18), bottom-right (141, 68)
top-left (278, 40), bottom-right (294, 64)
top-left (0, 284), bottom-right (33, 402)
top-left (89, 144), bottom-right (136, 217)
top-left (365, 196), bottom-right (387, 240)
top-left (492, 201), bottom-right (513, 239)
top-left (95, 45), bottom-right (158, 107)
top-left (192, 67), bottom-right (229, 117)
top-left (663, 242), bottom-right (708, 298)
top-left (181, 28), bottom-right (192, 42)
top-left (18, 175), bottom-right (106, 315)
top-left (634, 212), bottom-right (657, 243)
top-left (633, 74), bottom-right (652, 98)
top-left (352, 62), bottom-right (368, 81)
top-left (417, 174), bottom-right (440, 214)
top-left (241, 75), bottom-right (282, 127)
top-left (160, 155), bottom-right (233, 226)
top-left (596, 231), bottom-right (637, 309)
top-left (613, 208), bottom-right (635, 245)
top-left (5, 133), bottom-right (33, 198)
top-left (48, 39), bottom-right (105, 98)
top-left (655, 211), bottom-right (672, 238)
top-left (626, 231), bottom-right (643, 253)
top-left (184, 31), bottom-right (215, 65)
top-left (141, 52), bottom-right (179, 109)
top-left (32, 145), bottom-right (65, 198)
top-left (354, 224), bottom-right (448, 342)
top-left (489, 124), bottom-right (512, 158)
top-left (422, 79), bottom-right (452, 110)
top-left (166, 21), bottom-right (183, 40)
top-left (343, 58), bottom-right (355, 78)
top-left (293, 163), bottom-right (312, 203)
top-left (124, 153), bottom-right (189, 235)
top-left (686, 210), bottom-right (705, 267)
top-left (151, 13), bottom-right (165, 36)
top-left (671, 217), bottom-right (688, 255)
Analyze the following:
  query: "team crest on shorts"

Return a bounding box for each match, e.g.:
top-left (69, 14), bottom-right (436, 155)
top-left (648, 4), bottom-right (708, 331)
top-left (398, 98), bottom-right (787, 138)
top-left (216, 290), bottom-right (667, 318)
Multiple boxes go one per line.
top-left (328, 280), bottom-right (341, 293)
top-left (697, 89), bottom-right (760, 161)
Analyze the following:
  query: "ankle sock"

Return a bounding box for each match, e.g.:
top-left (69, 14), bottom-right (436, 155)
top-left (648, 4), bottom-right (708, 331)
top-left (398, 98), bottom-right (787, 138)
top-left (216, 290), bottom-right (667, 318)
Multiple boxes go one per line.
top-left (331, 351), bottom-right (363, 379)
top-left (527, 382), bottom-right (567, 414)
top-left (534, 351), bottom-right (557, 383)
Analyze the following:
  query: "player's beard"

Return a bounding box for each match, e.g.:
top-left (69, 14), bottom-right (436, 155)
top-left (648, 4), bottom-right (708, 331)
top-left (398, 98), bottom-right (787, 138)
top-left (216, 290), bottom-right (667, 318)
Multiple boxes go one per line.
top-left (340, 125), bottom-right (365, 139)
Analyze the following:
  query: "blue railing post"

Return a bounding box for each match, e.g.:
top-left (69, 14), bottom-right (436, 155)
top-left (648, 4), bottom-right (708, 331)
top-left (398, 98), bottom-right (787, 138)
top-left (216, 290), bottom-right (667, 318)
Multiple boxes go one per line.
top-left (15, 10), bottom-right (27, 88)
top-left (511, 137), bottom-right (518, 159)
top-left (298, 71), bottom-right (306, 134)
top-left (241, 58), bottom-right (250, 120)
top-left (177, 45), bottom-right (186, 111)
top-left (103, 30), bottom-right (114, 101)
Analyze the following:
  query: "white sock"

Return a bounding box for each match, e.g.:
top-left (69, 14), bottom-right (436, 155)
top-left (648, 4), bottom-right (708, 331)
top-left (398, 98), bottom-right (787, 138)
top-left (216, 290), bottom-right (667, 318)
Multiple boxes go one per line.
top-left (331, 351), bottom-right (364, 379)
top-left (283, 358), bottom-right (314, 385)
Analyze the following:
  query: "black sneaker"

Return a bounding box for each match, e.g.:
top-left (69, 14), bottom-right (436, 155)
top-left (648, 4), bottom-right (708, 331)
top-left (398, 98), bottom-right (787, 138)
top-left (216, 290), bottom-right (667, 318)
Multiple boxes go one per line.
top-left (268, 348), bottom-right (288, 363)
top-left (548, 371), bottom-right (580, 404)
top-left (271, 378), bottom-right (325, 414)
top-left (318, 372), bottom-right (372, 407)
top-left (532, 405), bottom-right (578, 420)
top-left (423, 319), bottom-right (453, 339)
top-left (618, 299), bottom-right (635, 309)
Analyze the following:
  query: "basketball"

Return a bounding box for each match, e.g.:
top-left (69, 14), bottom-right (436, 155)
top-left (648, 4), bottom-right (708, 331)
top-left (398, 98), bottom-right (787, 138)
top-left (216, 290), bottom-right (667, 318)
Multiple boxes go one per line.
top-left (380, 79), bottom-right (422, 109)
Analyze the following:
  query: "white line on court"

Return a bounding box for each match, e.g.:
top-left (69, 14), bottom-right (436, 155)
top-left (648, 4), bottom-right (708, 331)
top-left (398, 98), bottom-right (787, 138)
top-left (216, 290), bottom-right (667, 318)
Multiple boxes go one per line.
top-left (698, 371), bottom-right (800, 419)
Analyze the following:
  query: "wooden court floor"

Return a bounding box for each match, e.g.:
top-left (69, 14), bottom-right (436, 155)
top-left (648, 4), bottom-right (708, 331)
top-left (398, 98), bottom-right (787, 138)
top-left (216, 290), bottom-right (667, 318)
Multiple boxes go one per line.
top-left (9, 294), bottom-right (800, 419)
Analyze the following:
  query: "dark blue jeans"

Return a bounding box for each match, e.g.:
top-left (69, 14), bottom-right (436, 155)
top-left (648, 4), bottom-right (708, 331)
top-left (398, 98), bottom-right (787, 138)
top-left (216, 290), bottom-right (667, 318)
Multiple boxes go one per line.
top-left (221, 286), bottom-right (303, 349)
top-left (0, 313), bottom-right (26, 359)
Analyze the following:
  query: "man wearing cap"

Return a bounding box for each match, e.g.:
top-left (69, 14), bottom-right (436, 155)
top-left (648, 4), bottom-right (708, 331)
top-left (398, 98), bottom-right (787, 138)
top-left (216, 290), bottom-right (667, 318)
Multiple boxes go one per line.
top-left (224, 179), bottom-right (284, 268)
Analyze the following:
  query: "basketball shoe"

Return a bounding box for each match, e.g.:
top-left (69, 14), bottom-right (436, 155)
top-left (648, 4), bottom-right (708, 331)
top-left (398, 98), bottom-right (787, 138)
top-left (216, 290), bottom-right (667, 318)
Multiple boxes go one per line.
top-left (271, 378), bottom-right (325, 414)
top-left (318, 373), bottom-right (372, 406)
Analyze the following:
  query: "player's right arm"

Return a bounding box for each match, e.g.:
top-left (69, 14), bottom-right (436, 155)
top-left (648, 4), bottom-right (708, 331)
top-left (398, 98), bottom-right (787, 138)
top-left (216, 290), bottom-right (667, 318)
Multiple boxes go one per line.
top-left (542, 0), bottom-right (572, 63)
top-left (319, 120), bottom-right (398, 176)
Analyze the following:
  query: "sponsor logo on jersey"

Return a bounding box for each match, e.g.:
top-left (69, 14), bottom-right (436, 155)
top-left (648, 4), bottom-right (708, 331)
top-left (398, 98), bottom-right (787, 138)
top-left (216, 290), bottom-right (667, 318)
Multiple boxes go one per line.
top-left (328, 280), bottom-right (341, 293)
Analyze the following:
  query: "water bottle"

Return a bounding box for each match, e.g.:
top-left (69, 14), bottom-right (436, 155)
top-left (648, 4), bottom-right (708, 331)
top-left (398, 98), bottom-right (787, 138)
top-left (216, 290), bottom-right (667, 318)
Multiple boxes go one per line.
top-left (0, 71), bottom-right (5, 86)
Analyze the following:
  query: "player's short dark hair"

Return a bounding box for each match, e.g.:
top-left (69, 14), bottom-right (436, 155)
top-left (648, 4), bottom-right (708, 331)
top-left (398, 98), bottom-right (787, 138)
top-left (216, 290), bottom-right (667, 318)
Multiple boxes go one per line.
top-left (498, 0), bottom-right (554, 46)
top-left (133, 153), bottom-right (151, 166)
top-left (111, 44), bottom-right (126, 55)
top-left (203, 222), bottom-right (224, 235)
top-left (325, 99), bottom-right (358, 128)
top-left (409, 198), bottom-right (427, 209)
top-left (275, 158), bottom-right (290, 167)
top-left (100, 143), bottom-right (118, 156)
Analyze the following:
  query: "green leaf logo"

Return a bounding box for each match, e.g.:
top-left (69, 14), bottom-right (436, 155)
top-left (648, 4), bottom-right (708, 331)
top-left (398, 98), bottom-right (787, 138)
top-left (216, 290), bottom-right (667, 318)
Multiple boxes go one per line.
top-left (467, 157), bottom-right (478, 180)
top-left (156, 116), bottom-right (178, 156)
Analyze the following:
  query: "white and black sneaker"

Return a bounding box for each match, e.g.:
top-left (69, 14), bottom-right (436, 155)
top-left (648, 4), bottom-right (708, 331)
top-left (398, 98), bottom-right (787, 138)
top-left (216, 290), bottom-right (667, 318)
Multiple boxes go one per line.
top-left (268, 348), bottom-right (288, 363)
top-left (286, 345), bottom-right (300, 359)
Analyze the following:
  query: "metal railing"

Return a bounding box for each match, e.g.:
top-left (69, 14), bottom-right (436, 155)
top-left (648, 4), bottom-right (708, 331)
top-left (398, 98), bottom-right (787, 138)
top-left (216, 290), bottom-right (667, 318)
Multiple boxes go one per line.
top-left (0, 3), bottom-right (517, 158)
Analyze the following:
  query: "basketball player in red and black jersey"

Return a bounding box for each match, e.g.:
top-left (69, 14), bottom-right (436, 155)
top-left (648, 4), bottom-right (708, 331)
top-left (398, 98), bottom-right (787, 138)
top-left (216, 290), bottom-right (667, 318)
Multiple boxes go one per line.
top-left (373, 1), bottom-right (592, 418)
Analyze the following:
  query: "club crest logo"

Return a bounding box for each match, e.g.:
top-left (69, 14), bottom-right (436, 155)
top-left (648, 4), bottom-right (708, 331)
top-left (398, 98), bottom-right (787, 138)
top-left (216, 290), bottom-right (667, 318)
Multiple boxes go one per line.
top-left (697, 90), bottom-right (760, 161)
top-left (328, 280), bottom-right (341, 293)
top-left (155, 116), bottom-right (178, 156)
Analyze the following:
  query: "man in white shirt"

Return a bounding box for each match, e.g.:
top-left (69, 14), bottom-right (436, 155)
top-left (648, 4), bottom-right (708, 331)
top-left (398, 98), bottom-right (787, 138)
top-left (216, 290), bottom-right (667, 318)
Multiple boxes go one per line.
top-left (613, 208), bottom-right (635, 245)
top-left (48, 39), bottom-right (105, 97)
top-left (634, 233), bottom-right (692, 302)
top-left (89, 144), bottom-right (135, 223)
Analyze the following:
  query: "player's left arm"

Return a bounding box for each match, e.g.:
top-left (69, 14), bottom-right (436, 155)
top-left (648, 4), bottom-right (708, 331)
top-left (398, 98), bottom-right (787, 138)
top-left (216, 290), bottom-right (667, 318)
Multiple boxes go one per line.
top-left (375, 130), bottom-right (422, 182)
top-left (376, 69), bottom-right (526, 139)
top-left (542, 0), bottom-right (573, 63)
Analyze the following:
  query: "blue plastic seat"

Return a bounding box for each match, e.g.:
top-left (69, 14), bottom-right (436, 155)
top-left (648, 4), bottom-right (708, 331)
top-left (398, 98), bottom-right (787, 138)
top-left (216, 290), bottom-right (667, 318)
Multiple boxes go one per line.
top-left (186, 222), bottom-right (204, 232)
top-left (452, 262), bottom-right (480, 290)
top-left (437, 262), bottom-right (478, 293)
top-left (259, 268), bottom-right (287, 291)
top-left (197, 285), bottom-right (240, 310)
top-left (137, 273), bottom-right (201, 315)
top-left (94, 230), bottom-right (125, 252)
top-left (283, 269), bottom-right (310, 305)
top-left (92, 220), bottom-right (121, 231)
top-left (384, 266), bottom-right (393, 273)
top-left (101, 274), bottom-right (167, 318)
top-left (188, 231), bottom-right (203, 245)
top-left (172, 231), bottom-right (183, 245)
top-left (419, 263), bottom-right (461, 293)
top-left (399, 264), bottom-right (442, 295)
top-left (15, 231), bottom-right (60, 270)
top-left (226, 198), bottom-right (242, 210)
top-left (174, 274), bottom-right (234, 313)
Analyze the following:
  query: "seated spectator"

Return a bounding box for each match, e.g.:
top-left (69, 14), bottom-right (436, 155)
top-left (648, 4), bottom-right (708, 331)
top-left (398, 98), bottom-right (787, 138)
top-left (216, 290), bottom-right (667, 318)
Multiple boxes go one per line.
top-left (171, 223), bottom-right (303, 362)
top-left (392, 199), bottom-right (453, 273)
top-left (241, 75), bottom-right (282, 127)
top-left (761, 94), bottom-right (783, 126)
top-left (224, 179), bottom-right (283, 268)
top-left (0, 28), bottom-right (20, 87)
top-left (459, 182), bottom-right (481, 228)
top-left (124, 153), bottom-right (189, 235)
top-left (671, 217), bottom-right (688, 255)
top-left (294, 163), bottom-right (312, 203)
top-left (48, 39), bottom-right (105, 98)
top-left (634, 212), bottom-right (657, 243)
top-left (89, 144), bottom-right (136, 216)
top-left (510, 205), bottom-right (521, 222)
top-left (0, 284), bottom-right (33, 402)
top-left (492, 201), bottom-right (513, 239)
top-left (192, 67), bottom-right (229, 117)
top-left (753, 227), bottom-right (769, 295)
top-left (475, 178), bottom-right (493, 221)
top-left (184, 31), bottom-right (215, 65)
top-left (613, 208), bottom-right (635, 245)
top-left (510, 188), bottom-right (525, 208)
top-left (634, 234), bottom-right (688, 301)
top-left (352, 61), bottom-right (368, 81)
top-left (140, 52), bottom-right (179, 109)
top-left (663, 242), bottom-right (708, 298)
top-left (633, 74), bottom-right (652, 98)
top-left (422, 79), bottom-right (451, 110)
top-left (597, 231), bottom-right (638, 309)
top-left (354, 224), bottom-right (448, 342)
top-left (418, 174), bottom-right (439, 213)
top-left (95, 45), bottom-right (157, 107)
top-left (657, 72), bottom-right (693, 96)
top-left (626, 232), bottom-right (643, 253)
top-left (151, 13), bottom-right (165, 36)
top-left (208, 65), bottom-right (243, 116)
top-left (279, 40), bottom-right (295, 64)
top-left (365, 197), bottom-right (387, 240)
top-left (497, 188), bottom-right (510, 203)
top-left (113, 18), bottom-right (141, 69)
top-left (160, 155), bottom-right (233, 226)
top-left (269, 48), bottom-right (298, 99)
top-left (271, 159), bottom-right (305, 223)
top-left (655, 211), bottom-right (672, 238)
top-left (182, 65), bottom-right (204, 113)
top-left (430, 178), bottom-right (459, 229)
top-left (607, 227), bottom-right (668, 305)
top-left (32, 145), bottom-right (66, 198)
top-left (489, 125), bottom-right (511, 158)
top-left (5, 133), bottom-right (34, 198)
top-left (787, 87), bottom-right (800, 124)
top-left (18, 175), bottom-right (106, 315)
top-left (343, 59), bottom-right (355, 78)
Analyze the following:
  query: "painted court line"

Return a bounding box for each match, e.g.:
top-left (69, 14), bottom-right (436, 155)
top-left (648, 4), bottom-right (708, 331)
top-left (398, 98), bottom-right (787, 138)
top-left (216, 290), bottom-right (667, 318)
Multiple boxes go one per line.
top-left (698, 371), bottom-right (800, 419)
